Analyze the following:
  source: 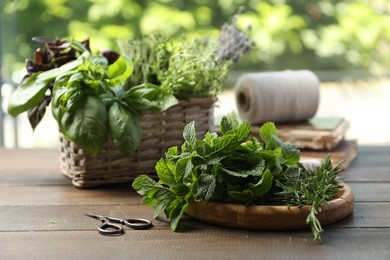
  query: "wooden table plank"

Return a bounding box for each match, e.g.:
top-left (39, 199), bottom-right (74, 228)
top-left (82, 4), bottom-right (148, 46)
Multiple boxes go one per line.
top-left (348, 183), bottom-right (390, 202)
top-left (1, 202), bottom-right (390, 232)
top-left (1, 228), bottom-right (390, 260)
top-left (0, 185), bottom-right (139, 206)
top-left (0, 205), bottom-right (169, 232)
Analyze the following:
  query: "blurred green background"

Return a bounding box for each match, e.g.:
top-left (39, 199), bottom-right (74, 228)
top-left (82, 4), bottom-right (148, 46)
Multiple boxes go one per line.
top-left (1, 0), bottom-right (390, 84)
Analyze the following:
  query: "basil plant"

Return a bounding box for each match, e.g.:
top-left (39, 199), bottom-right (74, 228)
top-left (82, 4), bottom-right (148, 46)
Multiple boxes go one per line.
top-left (8, 40), bottom-right (177, 156)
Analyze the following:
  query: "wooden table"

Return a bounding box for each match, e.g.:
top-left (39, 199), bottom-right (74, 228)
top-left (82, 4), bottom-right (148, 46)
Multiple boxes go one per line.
top-left (1, 147), bottom-right (390, 259)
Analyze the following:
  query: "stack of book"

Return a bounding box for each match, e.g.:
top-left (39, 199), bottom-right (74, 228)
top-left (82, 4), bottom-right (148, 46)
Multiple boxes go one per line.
top-left (252, 117), bottom-right (358, 170)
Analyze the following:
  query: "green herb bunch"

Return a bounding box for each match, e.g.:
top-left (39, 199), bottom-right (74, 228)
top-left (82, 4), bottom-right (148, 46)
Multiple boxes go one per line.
top-left (8, 38), bottom-right (177, 156)
top-left (133, 112), bottom-right (342, 241)
top-left (159, 45), bottom-right (231, 99)
top-left (274, 157), bottom-right (343, 241)
top-left (121, 13), bottom-right (254, 100)
top-left (120, 34), bottom-right (173, 88)
top-left (159, 14), bottom-right (254, 100)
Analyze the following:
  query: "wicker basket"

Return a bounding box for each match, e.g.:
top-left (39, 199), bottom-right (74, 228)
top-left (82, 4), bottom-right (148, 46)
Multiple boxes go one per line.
top-left (59, 98), bottom-right (216, 188)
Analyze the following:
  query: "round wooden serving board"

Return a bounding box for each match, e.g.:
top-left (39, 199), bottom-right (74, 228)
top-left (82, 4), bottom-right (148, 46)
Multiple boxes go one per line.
top-left (185, 182), bottom-right (354, 230)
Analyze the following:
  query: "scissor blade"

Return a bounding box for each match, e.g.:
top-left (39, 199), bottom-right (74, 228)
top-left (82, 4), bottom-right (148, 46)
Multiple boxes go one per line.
top-left (85, 213), bottom-right (105, 220)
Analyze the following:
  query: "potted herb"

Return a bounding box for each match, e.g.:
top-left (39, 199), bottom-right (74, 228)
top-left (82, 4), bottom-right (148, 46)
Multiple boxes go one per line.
top-left (7, 37), bottom-right (177, 156)
top-left (7, 13), bottom-right (254, 188)
top-left (133, 112), bottom-right (354, 242)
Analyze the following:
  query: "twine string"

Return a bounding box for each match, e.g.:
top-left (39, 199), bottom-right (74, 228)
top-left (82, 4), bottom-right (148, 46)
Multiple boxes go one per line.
top-left (235, 70), bottom-right (320, 124)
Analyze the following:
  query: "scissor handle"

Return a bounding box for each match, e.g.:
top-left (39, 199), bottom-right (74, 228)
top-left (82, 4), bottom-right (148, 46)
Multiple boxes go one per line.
top-left (98, 221), bottom-right (124, 236)
top-left (123, 218), bottom-right (153, 230)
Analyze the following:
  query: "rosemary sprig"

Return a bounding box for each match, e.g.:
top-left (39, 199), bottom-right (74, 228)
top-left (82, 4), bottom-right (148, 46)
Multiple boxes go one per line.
top-left (275, 156), bottom-right (344, 242)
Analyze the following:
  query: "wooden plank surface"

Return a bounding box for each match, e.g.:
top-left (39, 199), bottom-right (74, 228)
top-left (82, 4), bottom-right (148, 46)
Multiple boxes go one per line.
top-left (1, 229), bottom-right (390, 260)
top-left (1, 147), bottom-right (390, 259)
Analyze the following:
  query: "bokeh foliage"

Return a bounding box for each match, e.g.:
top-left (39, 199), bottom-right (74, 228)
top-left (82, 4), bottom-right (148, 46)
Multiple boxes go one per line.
top-left (1, 0), bottom-right (390, 83)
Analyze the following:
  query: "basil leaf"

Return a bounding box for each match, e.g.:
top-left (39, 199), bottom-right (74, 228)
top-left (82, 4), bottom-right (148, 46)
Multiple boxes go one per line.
top-left (107, 55), bottom-right (134, 86)
top-left (27, 97), bottom-right (50, 130)
top-left (37, 58), bottom-right (82, 82)
top-left (108, 102), bottom-right (142, 156)
top-left (124, 83), bottom-right (178, 112)
top-left (7, 73), bottom-right (50, 117)
top-left (60, 95), bottom-right (108, 156)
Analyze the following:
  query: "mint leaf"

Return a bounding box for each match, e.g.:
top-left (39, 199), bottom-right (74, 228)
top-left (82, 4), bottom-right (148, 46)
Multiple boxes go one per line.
top-left (228, 190), bottom-right (252, 204)
top-left (132, 175), bottom-right (159, 197)
top-left (166, 197), bottom-right (189, 231)
top-left (259, 122), bottom-right (278, 149)
top-left (224, 120), bottom-right (252, 141)
top-left (195, 173), bottom-right (216, 201)
top-left (220, 111), bottom-right (239, 134)
top-left (183, 121), bottom-right (197, 147)
top-left (221, 159), bottom-right (265, 178)
top-left (155, 158), bottom-right (176, 185)
top-left (175, 156), bottom-right (194, 183)
top-left (249, 169), bottom-right (273, 197)
top-left (132, 175), bottom-right (176, 217)
top-left (272, 135), bottom-right (300, 165)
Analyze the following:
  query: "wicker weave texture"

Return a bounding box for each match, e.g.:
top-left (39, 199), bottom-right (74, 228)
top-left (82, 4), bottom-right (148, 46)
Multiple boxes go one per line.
top-left (59, 98), bottom-right (215, 188)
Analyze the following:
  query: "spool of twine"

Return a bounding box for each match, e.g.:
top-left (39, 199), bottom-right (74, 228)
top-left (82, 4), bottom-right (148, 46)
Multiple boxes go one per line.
top-left (235, 70), bottom-right (320, 124)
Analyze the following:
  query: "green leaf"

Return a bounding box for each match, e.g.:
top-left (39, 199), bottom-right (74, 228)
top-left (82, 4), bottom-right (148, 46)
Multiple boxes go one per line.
top-left (108, 102), bottom-right (142, 156)
top-left (124, 83), bottom-right (177, 112)
top-left (249, 169), bottom-right (273, 197)
top-left (155, 158), bottom-right (176, 185)
top-left (175, 156), bottom-right (193, 183)
top-left (212, 134), bottom-right (237, 154)
top-left (259, 148), bottom-right (284, 175)
top-left (221, 159), bottom-right (265, 178)
top-left (224, 121), bottom-right (252, 143)
top-left (132, 175), bottom-right (159, 196)
top-left (107, 55), bottom-right (134, 86)
top-left (272, 135), bottom-right (301, 165)
top-left (195, 173), bottom-right (216, 201)
top-left (60, 95), bottom-right (108, 156)
top-left (166, 146), bottom-right (178, 157)
top-left (166, 197), bottom-right (189, 231)
top-left (228, 190), bottom-right (252, 204)
top-left (37, 58), bottom-right (82, 82)
top-left (259, 122), bottom-right (278, 149)
top-left (183, 121), bottom-right (197, 146)
top-left (7, 73), bottom-right (50, 117)
top-left (220, 111), bottom-right (239, 134)
top-left (27, 97), bottom-right (50, 130)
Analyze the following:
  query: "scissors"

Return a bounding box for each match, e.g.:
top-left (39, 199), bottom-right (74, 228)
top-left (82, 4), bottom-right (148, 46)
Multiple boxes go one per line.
top-left (85, 213), bottom-right (153, 236)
